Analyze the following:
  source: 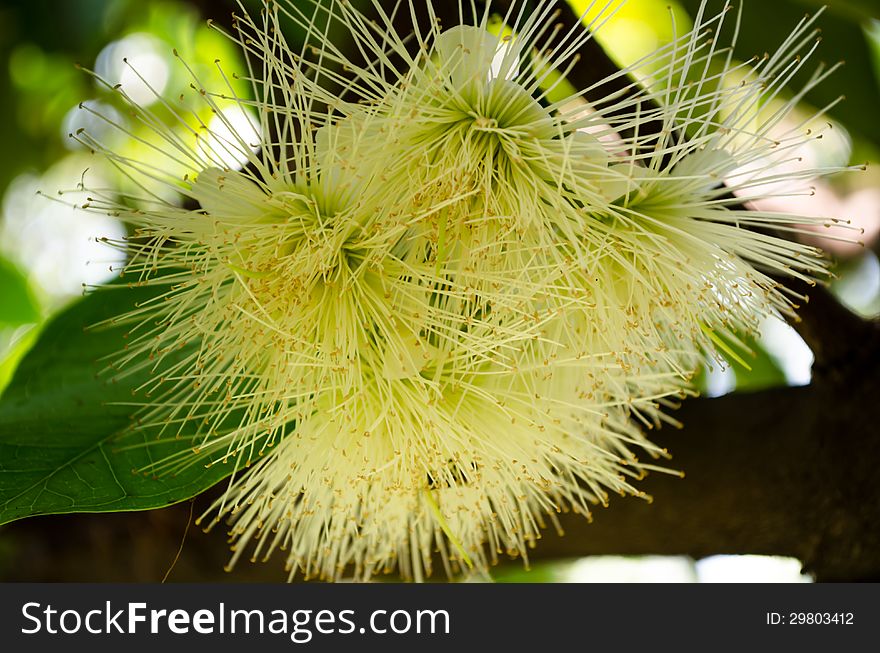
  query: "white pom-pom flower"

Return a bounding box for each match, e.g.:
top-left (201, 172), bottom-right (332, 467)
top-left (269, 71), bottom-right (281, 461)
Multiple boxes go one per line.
top-left (68, 1), bottom-right (857, 580)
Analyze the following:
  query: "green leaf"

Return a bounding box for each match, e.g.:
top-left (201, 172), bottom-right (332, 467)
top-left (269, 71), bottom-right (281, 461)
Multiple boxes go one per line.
top-left (680, 0), bottom-right (880, 150)
top-left (0, 255), bottom-right (40, 326)
top-left (692, 329), bottom-right (788, 395)
top-left (492, 560), bottom-right (568, 583)
top-left (0, 326), bottom-right (40, 396)
top-left (731, 334), bottom-right (788, 392)
top-left (0, 284), bottom-right (249, 526)
top-left (791, 0), bottom-right (880, 22)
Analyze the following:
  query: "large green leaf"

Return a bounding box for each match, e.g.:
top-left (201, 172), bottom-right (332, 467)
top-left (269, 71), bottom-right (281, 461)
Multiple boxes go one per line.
top-left (680, 0), bottom-right (880, 150)
top-left (0, 254), bottom-right (39, 327)
top-left (0, 284), bottom-right (247, 525)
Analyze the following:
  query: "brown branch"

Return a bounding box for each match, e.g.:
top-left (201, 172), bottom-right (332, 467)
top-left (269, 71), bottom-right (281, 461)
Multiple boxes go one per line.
top-left (780, 276), bottom-right (875, 380)
top-left (525, 370), bottom-right (880, 581)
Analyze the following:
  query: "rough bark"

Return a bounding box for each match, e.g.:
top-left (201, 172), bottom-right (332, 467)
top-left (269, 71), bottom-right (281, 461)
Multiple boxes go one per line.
top-left (530, 376), bottom-right (880, 581)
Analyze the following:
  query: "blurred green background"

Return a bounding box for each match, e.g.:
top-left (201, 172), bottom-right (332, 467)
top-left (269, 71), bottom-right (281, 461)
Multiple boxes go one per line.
top-left (0, 0), bottom-right (878, 581)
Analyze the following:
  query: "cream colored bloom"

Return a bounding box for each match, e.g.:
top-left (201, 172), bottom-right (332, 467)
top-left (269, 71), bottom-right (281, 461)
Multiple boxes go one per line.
top-left (72, 1), bottom-right (854, 580)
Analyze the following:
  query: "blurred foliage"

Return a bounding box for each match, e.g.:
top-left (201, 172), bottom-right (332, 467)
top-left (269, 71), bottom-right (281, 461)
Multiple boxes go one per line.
top-left (831, 250), bottom-right (880, 316)
top-left (794, 0), bottom-right (879, 23)
top-left (0, 254), bottom-right (40, 395)
top-left (731, 334), bottom-right (789, 392)
top-left (0, 254), bottom-right (39, 326)
top-left (679, 0), bottom-right (880, 150)
top-left (691, 328), bottom-right (788, 396)
top-left (573, 0), bottom-right (693, 66)
top-left (0, 0), bottom-right (242, 198)
top-left (490, 560), bottom-right (568, 582)
top-left (0, 327), bottom-right (39, 396)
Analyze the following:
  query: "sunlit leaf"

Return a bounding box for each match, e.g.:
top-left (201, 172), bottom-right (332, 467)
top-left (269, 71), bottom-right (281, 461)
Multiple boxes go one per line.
top-left (0, 255), bottom-right (40, 327)
top-left (731, 334), bottom-right (788, 392)
top-left (0, 327), bottom-right (40, 397)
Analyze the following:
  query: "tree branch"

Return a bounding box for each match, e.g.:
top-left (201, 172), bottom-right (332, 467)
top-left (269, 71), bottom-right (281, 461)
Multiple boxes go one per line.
top-left (524, 375), bottom-right (880, 581)
top-left (778, 276), bottom-right (876, 380)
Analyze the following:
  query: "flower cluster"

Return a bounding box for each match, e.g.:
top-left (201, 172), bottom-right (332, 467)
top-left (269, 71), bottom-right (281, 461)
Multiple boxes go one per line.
top-left (75, 0), bottom-right (848, 580)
